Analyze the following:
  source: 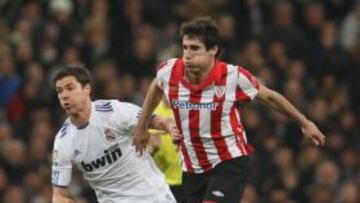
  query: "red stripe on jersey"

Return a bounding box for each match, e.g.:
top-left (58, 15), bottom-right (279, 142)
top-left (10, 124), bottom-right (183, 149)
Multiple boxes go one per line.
top-left (211, 63), bottom-right (232, 161)
top-left (236, 108), bottom-right (255, 154)
top-left (169, 59), bottom-right (194, 173)
top-left (189, 89), bottom-right (212, 172)
top-left (236, 86), bottom-right (251, 102)
top-left (229, 105), bottom-right (246, 155)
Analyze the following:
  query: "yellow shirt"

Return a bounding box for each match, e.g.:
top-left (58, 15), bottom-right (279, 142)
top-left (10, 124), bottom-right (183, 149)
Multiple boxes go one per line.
top-left (150, 102), bottom-right (182, 186)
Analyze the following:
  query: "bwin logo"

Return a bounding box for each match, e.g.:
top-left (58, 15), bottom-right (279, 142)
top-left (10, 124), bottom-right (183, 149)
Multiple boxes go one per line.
top-left (81, 144), bottom-right (122, 172)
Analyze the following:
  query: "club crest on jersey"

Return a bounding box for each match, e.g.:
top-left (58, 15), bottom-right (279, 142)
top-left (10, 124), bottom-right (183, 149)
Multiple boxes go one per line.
top-left (104, 129), bottom-right (116, 141)
top-left (215, 85), bottom-right (226, 98)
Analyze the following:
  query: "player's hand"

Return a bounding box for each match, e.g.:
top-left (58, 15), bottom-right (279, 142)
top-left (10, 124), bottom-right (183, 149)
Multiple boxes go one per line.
top-left (165, 120), bottom-right (181, 145)
top-left (132, 125), bottom-right (150, 156)
top-left (301, 120), bottom-right (326, 146)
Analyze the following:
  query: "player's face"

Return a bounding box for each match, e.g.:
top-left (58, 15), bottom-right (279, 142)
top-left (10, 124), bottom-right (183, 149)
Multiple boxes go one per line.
top-left (182, 35), bottom-right (217, 71)
top-left (56, 76), bottom-right (91, 115)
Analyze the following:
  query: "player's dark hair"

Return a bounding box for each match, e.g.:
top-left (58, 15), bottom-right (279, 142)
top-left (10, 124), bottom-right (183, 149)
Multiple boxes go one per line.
top-left (53, 65), bottom-right (92, 87)
top-left (180, 16), bottom-right (221, 57)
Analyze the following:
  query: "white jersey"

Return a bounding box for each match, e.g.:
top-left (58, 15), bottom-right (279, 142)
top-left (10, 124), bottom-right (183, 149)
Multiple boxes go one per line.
top-left (51, 100), bottom-right (176, 203)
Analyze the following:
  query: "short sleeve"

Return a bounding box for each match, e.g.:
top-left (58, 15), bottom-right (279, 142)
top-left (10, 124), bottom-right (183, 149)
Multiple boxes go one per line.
top-left (51, 137), bottom-right (72, 187)
top-left (237, 67), bottom-right (260, 101)
top-left (156, 58), bottom-right (177, 90)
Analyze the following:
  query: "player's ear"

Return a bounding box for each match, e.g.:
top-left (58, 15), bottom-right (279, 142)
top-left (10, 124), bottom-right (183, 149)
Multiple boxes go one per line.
top-left (84, 83), bottom-right (91, 94)
top-left (209, 45), bottom-right (218, 57)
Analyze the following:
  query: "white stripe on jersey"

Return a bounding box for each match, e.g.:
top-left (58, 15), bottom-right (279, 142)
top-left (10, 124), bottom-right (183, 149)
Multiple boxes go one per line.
top-left (222, 64), bottom-right (243, 157)
top-left (199, 87), bottom-right (219, 165)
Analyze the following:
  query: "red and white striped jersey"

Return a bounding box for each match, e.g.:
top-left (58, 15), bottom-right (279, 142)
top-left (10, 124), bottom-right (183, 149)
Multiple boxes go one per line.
top-left (156, 58), bottom-right (260, 173)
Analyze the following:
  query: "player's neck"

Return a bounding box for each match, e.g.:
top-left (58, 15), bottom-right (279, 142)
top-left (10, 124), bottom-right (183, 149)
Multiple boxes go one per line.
top-left (69, 100), bottom-right (92, 128)
top-left (185, 59), bottom-right (215, 85)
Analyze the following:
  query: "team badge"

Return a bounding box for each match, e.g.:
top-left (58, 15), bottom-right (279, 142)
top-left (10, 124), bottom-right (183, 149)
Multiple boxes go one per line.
top-left (214, 85), bottom-right (226, 98)
top-left (104, 129), bottom-right (116, 141)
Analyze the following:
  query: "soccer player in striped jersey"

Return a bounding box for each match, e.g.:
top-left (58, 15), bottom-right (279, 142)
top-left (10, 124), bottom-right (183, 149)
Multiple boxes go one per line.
top-left (51, 66), bottom-right (177, 203)
top-left (133, 16), bottom-right (326, 203)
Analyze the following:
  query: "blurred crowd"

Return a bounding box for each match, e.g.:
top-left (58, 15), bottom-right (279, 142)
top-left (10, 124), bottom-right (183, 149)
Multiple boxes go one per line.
top-left (0, 0), bottom-right (359, 202)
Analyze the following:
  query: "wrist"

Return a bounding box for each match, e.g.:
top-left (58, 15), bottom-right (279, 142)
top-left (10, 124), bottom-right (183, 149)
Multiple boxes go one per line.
top-left (300, 119), bottom-right (313, 128)
top-left (137, 121), bottom-right (149, 130)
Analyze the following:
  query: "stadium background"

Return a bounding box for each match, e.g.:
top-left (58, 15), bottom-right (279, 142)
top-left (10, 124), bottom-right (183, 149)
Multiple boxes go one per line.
top-left (0, 0), bottom-right (359, 202)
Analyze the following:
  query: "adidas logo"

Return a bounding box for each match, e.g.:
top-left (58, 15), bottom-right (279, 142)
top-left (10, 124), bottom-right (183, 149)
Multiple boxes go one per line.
top-left (95, 101), bottom-right (113, 112)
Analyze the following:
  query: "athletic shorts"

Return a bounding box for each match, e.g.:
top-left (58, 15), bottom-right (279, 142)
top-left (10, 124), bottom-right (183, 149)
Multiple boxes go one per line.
top-left (182, 156), bottom-right (251, 203)
top-left (99, 185), bottom-right (176, 203)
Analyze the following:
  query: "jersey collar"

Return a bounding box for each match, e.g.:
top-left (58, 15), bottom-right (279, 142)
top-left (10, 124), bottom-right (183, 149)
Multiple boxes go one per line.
top-left (180, 59), bottom-right (222, 92)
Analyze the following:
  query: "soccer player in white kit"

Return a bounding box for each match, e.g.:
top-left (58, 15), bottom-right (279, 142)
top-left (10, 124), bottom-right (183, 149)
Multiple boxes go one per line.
top-left (51, 66), bottom-right (177, 203)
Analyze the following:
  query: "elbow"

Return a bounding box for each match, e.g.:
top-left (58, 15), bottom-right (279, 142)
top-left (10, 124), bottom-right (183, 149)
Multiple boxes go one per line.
top-left (52, 193), bottom-right (71, 203)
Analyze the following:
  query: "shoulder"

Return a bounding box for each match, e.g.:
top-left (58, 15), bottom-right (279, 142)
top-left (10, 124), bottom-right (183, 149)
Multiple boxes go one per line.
top-left (222, 62), bottom-right (240, 74)
top-left (54, 120), bottom-right (73, 152)
top-left (156, 58), bottom-right (180, 77)
top-left (156, 58), bottom-right (178, 71)
top-left (224, 64), bottom-right (256, 78)
top-left (113, 101), bottom-right (142, 117)
top-left (94, 99), bottom-right (115, 112)
top-left (109, 101), bottom-right (142, 128)
top-left (96, 99), bottom-right (141, 118)
top-left (54, 119), bottom-right (71, 141)
top-left (237, 66), bottom-right (259, 85)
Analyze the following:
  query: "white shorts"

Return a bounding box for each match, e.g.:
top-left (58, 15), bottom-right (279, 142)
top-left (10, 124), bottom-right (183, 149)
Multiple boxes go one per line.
top-left (99, 186), bottom-right (176, 203)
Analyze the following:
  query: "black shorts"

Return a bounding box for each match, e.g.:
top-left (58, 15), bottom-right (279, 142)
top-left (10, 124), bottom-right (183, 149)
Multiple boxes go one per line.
top-left (170, 185), bottom-right (185, 203)
top-left (182, 156), bottom-right (251, 203)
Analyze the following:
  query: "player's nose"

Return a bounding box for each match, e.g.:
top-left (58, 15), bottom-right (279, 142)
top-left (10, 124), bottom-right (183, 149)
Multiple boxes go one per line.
top-left (183, 54), bottom-right (191, 61)
top-left (59, 91), bottom-right (70, 101)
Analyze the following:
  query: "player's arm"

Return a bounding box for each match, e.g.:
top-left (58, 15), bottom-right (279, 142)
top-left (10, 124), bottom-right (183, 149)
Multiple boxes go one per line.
top-left (52, 186), bottom-right (76, 203)
top-left (256, 84), bottom-right (326, 146)
top-left (149, 116), bottom-right (173, 132)
top-left (148, 115), bottom-right (180, 142)
top-left (52, 137), bottom-right (74, 203)
top-left (133, 78), bottom-right (164, 155)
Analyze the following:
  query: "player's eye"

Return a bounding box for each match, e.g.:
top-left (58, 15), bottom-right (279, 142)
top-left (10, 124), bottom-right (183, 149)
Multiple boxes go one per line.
top-left (66, 84), bottom-right (75, 91)
top-left (190, 45), bottom-right (199, 51)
